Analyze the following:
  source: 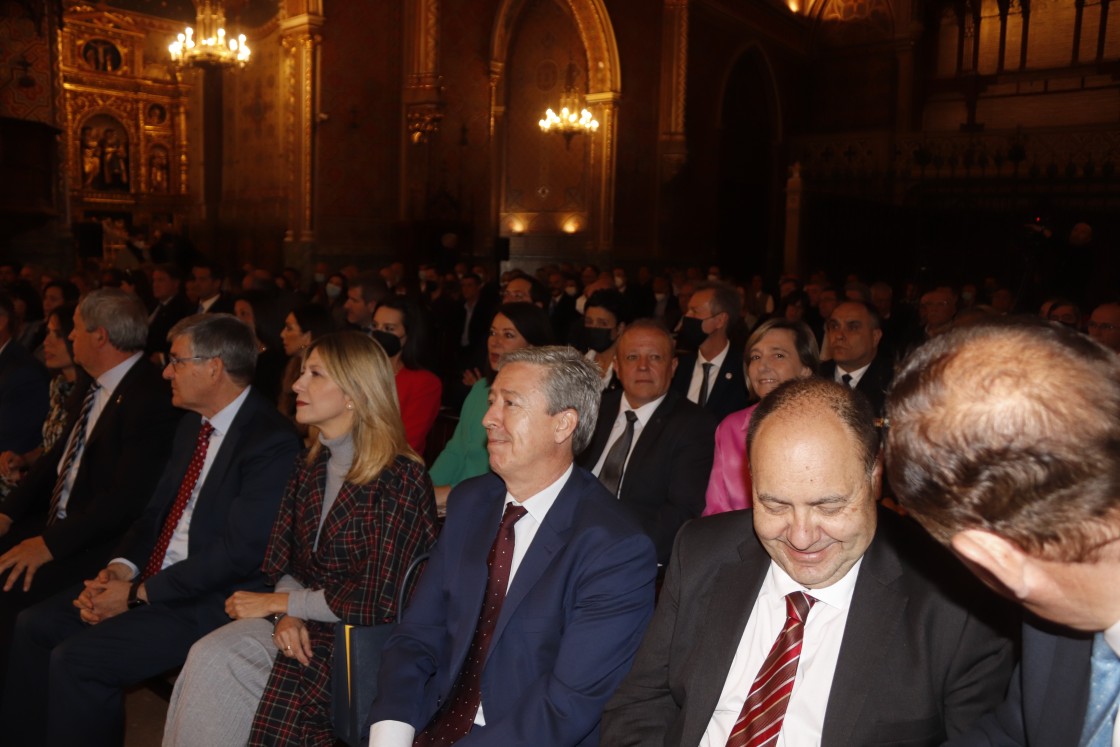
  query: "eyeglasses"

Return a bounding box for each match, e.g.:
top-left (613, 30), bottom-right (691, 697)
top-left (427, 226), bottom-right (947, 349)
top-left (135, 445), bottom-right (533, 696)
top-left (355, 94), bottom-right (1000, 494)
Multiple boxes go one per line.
top-left (167, 355), bottom-right (216, 368)
top-left (1087, 321), bottom-right (1117, 332)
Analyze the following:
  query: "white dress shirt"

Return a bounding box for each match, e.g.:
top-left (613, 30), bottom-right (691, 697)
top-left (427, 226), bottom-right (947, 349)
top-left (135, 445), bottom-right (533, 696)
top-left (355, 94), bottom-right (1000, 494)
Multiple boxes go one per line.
top-left (833, 360), bottom-right (871, 389)
top-left (112, 386), bottom-right (252, 577)
top-left (197, 294), bottom-right (221, 313)
top-left (700, 558), bottom-right (863, 747)
top-left (686, 341), bottom-right (729, 405)
top-left (369, 465), bottom-right (574, 747)
top-left (590, 394), bottom-right (665, 496)
top-left (54, 352), bottom-right (143, 518)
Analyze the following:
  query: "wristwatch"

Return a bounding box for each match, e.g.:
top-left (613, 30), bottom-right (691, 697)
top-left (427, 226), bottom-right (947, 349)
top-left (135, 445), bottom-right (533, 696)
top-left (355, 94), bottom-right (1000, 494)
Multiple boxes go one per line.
top-left (127, 580), bottom-right (147, 609)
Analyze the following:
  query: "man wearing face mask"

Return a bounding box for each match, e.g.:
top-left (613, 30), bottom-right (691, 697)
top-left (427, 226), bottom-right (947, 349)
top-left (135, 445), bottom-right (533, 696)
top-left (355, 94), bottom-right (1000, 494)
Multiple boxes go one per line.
top-left (671, 282), bottom-right (749, 422)
top-left (581, 289), bottom-right (629, 391)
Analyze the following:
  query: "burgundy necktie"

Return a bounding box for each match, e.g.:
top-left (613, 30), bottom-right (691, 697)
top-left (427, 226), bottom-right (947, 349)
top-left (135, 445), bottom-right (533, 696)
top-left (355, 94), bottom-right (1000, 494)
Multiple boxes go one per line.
top-left (140, 422), bottom-right (214, 580)
top-left (414, 502), bottom-right (528, 747)
top-left (726, 591), bottom-right (817, 747)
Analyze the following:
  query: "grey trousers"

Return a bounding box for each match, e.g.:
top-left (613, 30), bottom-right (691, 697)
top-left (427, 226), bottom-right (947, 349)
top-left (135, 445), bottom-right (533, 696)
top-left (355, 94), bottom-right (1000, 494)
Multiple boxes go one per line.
top-left (162, 617), bottom-right (278, 747)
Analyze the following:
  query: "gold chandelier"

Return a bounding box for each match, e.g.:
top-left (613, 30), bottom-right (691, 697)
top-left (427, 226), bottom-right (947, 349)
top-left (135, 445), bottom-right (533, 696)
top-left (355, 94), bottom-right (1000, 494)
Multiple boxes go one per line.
top-left (168, 1), bottom-right (251, 68)
top-left (539, 62), bottom-right (598, 148)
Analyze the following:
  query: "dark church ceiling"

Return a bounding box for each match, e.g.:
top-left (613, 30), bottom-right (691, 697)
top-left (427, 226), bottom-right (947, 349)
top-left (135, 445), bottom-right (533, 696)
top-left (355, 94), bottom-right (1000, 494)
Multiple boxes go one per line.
top-left (97, 0), bottom-right (278, 27)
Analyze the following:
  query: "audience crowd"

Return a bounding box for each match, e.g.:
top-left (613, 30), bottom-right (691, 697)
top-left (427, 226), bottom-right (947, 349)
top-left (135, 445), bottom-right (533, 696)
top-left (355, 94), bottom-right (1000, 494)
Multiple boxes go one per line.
top-left (0, 241), bottom-right (1115, 747)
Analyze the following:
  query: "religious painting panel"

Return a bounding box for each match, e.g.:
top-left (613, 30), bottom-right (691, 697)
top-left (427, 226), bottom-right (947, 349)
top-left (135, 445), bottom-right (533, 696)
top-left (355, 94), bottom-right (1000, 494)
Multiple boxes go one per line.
top-left (77, 113), bottom-right (132, 192)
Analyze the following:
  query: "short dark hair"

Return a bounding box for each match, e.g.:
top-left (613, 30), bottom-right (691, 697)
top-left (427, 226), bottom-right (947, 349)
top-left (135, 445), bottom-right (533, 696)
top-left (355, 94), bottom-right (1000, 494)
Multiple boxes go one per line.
top-left (44, 280), bottom-right (81, 305)
top-left (290, 303), bottom-right (335, 343)
top-left (351, 272), bottom-right (388, 305)
top-left (169, 313), bottom-right (258, 386)
top-left (829, 300), bottom-right (882, 330)
top-left (585, 288), bottom-right (629, 326)
top-left (192, 259), bottom-right (225, 281)
top-left (749, 377), bottom-right (879, 476)
top-left (885, 316), bottom-right (1120, 561)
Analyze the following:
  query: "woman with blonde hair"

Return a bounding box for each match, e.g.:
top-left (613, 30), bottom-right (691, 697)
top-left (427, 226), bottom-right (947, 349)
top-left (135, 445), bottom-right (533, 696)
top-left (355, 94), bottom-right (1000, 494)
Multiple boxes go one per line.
top-left (163, 331), bottom-right (438, 747)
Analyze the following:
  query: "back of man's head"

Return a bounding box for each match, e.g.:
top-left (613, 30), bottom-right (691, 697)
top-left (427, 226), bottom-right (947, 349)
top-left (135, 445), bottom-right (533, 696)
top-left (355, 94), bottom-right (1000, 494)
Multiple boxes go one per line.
top-left (886, 317), bottom-right (1120, 562)
top-left (79, 288), bottom-right (148, 353)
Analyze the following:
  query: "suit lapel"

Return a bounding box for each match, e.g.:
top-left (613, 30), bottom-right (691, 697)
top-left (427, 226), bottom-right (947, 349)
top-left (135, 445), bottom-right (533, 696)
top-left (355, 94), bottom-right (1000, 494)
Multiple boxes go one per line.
top-left (449, 484), bottom-right (506, 674)
top-left (679, 540), bottom-right (768, 747)
top-left (820, 528), bottom-right (906, 746)
top-left (188, 392), bottom-right (259, 529)
top-left (489, 469), bottom-right (581, 651)
top-left (82, 361), bottom-right (143, 453)
top-left (622, 392), bottom-right (673, 482)
top-left (579, 392), bottom-right (620, 468)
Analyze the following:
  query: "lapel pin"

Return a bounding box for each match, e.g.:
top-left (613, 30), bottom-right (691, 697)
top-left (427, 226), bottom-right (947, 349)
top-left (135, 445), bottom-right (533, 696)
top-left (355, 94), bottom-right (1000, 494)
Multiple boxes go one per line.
top-left (724, 372), bottom-right (732, 380)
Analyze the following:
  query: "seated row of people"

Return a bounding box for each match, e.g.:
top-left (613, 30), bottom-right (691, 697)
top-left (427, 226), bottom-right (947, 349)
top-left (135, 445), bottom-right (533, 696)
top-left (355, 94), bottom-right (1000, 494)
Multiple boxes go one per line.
top-left (0, 281), bottom-right (1113, 745)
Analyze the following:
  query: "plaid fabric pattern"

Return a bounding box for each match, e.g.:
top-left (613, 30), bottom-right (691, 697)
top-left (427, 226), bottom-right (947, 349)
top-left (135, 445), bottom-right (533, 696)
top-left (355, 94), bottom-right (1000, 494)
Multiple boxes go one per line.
top-left (248, 450), bottom-right (439, 746)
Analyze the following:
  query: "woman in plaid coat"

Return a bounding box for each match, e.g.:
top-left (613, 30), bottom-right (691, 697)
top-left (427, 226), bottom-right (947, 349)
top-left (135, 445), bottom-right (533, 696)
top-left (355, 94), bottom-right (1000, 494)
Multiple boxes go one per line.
top-left (164, 331), bottom-right (439, 746)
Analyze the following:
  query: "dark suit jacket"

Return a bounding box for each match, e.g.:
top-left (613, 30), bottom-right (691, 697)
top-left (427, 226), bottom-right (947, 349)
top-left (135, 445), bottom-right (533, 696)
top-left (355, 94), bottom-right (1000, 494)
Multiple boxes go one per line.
top-left (116, 388), bottom-right (300, 631)
top-left (145, 293), bottom-right (194, 357)
top-left (200, 292), bottom-right (236, 315)
top-left (370, 467), bottom-right (657, 746)
top-left (0, 357), bottom-right (181, 565)
top-left (577, 389), bottom-right (716, 564)
top-left (944, 618), bottom-right (1093, 747)
top-left (0, 339), bottom-right (49, 454)
top-left (602, 508), bottom-right (1015, 747)
top-left (671, 343), bottom-right (749, 423)
top-left (821, 352), bottom-right (894, 419)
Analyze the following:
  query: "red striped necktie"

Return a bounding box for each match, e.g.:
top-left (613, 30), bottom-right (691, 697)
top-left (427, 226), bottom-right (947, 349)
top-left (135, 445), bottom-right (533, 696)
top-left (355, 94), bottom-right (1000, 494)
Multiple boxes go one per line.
top-left (726, 591), bottom-right (817, 747)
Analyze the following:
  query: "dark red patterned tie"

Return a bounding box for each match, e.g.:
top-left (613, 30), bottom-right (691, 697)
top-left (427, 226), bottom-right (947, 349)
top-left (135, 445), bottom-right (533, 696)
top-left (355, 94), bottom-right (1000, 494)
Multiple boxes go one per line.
top-left (726, 591), bottom-right (817, 747)
top-left (140, 422), bottom-right (214, 580)
top-left (413, 502), bottom-right (528, 746)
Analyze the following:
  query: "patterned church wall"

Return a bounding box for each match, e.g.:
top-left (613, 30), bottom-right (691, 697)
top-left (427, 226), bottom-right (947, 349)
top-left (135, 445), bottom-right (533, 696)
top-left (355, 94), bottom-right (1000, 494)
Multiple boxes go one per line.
top-left (0, 2), bottom-right (54, 124)
top-left (221, 22), bottom-right (289, 266)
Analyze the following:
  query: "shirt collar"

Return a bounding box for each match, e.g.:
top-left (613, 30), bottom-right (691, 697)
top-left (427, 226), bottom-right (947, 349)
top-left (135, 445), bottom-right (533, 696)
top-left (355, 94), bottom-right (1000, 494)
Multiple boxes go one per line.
top-left (766, 555), bottom-right (864, 613)
top-left (621, 392), bottom-right (666, 427)
top-left (202, 385), bottom-right (252, 437)
top-left (506, 463), bottom-right (573, 525)
top-left (95, 352), bottom-right (143, 397)
top-left (1104, 616), bottom-right (1120, 658)
top-left (699, 340), bottom-right (730, 368)
top-left (836, 360), bottom-right (871, 379)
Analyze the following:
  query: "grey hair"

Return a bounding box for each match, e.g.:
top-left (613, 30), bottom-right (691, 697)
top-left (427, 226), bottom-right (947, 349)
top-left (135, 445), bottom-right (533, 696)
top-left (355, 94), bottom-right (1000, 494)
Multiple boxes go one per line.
top-left (78, 288), bottom-right (148, 352)
top-left (168, 313), bottom-right (258, 386)
top-left (498, 345), bottom-right (601, 454)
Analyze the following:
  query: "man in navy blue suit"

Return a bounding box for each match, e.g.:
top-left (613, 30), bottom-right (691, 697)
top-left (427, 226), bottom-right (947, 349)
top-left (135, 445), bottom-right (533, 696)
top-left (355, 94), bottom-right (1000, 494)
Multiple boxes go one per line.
top-left (1, 314), bottom-right (300, 746)
top-left (369, 345), bottom-right (657, 746)
top-left (887, 317), bottom-right (1120, 747)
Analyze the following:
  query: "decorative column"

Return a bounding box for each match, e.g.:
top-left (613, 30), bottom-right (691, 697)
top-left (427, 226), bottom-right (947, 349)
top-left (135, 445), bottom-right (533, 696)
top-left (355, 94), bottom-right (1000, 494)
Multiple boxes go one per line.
top-left (401, 0), bottom-right (443, 219)
top-left (280, 9), bottom-right (323, 269)
top-left (658, 0), bottom-right (688, 182)
top-left (586, 91), bottom-right (620, 253)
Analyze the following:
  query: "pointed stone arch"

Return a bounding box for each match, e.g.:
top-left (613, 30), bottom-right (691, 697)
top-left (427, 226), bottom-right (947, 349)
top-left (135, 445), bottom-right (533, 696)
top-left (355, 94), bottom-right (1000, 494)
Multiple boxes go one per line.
top-left (489, 0), bottom-right (621, 254)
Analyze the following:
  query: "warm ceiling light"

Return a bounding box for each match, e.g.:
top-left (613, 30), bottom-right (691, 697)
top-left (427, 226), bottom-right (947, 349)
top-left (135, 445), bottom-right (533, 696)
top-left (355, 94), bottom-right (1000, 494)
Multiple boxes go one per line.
top-left (169, 0), bottom-right (250, 68)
